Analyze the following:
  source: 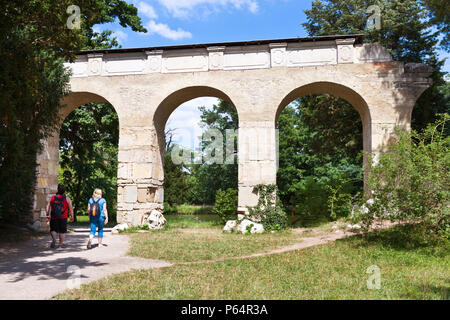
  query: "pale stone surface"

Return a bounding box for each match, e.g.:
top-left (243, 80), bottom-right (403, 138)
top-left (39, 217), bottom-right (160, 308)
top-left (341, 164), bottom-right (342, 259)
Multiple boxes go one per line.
top-left (236, 219), bottom-right (264, 234)
top-left (223, 220), bottom-right (238, 233)
top-left (33, 36), bottom-right (432, 229)
top-left (145, 210), bottom-right (166, 230)
top-left (111, 223), bottom-right (129, 234)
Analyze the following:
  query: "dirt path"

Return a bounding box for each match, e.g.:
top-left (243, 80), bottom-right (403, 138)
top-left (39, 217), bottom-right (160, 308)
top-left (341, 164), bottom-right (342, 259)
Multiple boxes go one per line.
top-left (0, 227), bottom-right (172, 300)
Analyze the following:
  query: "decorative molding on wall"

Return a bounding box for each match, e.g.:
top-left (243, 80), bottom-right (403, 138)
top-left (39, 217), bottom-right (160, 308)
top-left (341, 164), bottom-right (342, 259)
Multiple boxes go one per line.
top-left (65, 37), bottom-right (395, 77)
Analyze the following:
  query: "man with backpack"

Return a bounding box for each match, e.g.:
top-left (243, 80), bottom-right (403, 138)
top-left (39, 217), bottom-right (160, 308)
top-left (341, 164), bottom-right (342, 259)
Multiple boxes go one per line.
top-left (45, 185), bottom-right (74, 248)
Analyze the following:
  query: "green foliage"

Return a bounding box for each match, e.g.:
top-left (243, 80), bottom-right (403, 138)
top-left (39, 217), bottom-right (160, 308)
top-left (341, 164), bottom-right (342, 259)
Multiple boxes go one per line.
top-left (163, 203), bottom-right (213, 215)
top-left (277, 0), bottom-right (449, 223)
top-left (247, 184), bottom-right (288, 231)
top-left (332, 114), bottom-right (449, 238)
top-left (277, 98), bottom-right (363, 219)
top-left (187, 100), bottom-right (239, 205)
top-left (422, 0), bottom-right (450, 51)
top-left (0, 27), bottom-right (70, 223)
top-left (0, 1), bottom-right (146, 62)
top-left (213, 189), bottom-right (238, 224)
top-left (303, 0), bottom-right (448, 132)
top-left (58, 103), bottom-right (118, 221)
top-left (163, 100), bottom-right (238, 206)
top-left (365, 114), bottom-right (449, 238)
top-left (0, 0), bottom-right (146, 224)
top-left (163, 150), bottom-right (191, 205)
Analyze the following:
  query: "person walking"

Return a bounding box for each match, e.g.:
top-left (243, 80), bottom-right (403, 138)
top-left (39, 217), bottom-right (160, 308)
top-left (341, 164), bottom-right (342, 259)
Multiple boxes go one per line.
top-left (87, 188), bottom-right (109, 249)
top-left (46, 185), bottom-right (74, 248)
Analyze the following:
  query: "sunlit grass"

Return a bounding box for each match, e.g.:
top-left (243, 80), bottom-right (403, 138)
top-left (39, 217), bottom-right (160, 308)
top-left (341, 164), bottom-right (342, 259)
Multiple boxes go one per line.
top-left (127, 226), bottom-right (303, 263)
top-left (55, 224), bottom-right (450, 300)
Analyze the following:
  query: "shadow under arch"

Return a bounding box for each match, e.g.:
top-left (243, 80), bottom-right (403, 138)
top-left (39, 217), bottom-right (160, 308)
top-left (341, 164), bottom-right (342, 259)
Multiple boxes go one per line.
top-left (275, 81), bottom-right (373, 156)
top-left (152, 86), bottom-right (238, 171)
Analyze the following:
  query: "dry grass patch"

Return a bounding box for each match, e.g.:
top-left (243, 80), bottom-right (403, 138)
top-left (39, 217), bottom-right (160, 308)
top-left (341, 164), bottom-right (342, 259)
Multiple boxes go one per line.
top-left (127, 226), bottom-right (305, 263)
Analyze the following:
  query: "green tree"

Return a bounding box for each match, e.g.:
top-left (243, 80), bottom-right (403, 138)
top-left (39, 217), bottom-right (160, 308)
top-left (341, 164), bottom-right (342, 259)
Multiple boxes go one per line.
top-left (277, 98), bottom-right (363, 217)
top-left (56, 1), bottom-right (147, 221)
top-left (274, 0), bottom-right (449, 221)
top-left (303, 0), bottom-right (448, 130)
top-left (422, 0), bottom-right (450, 51)
top-left (0, 33), bottom-right (70, 223)
top-left (187, 100), bottom-right (239, 205)
top-left (163, 148), bottom-right (191, 205)
top-left (350, 114), bottom-right (449, 238)
top-left (59, 103), bottom-right (119, 221)
top-left (0, 0), bottom-right (146, 223)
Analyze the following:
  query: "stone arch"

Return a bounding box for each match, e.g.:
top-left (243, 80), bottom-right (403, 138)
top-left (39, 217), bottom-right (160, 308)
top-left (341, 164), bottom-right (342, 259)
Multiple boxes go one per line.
top-left (275, 81), bottom-right (372, 159)
top-left (153, 86), bottom-right (236, 132)
top-left (59, 91), bottom-right (111, 120)
top-left (33, 91), bottom-right (120, 229)
top-left (152, 86), bottom-right (239, 176)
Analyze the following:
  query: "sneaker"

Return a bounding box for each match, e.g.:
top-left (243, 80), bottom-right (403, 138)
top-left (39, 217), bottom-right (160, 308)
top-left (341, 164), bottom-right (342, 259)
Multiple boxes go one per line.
top-left (60, 244), bottom-right (67, 249)
top-left (50, 240), bottom-right (56, 249)
top-left (87, 239), bottom-right (92, 249)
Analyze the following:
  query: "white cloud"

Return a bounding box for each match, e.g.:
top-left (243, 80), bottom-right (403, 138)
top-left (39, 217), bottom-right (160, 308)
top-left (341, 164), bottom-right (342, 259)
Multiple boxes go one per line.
top-left (137, 1), bottom-right (158, 19)
top-left (146, 20), bottom-right (192, 40)
top-left (156, 0), bottom-right (260, 18)
top-left (112, 30), bottom-right (128, 44)
top-left (166, 97), bottom-right (219, 149)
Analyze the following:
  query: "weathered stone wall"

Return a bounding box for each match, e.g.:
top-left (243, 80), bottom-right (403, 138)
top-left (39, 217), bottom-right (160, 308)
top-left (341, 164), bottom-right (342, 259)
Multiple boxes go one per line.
top-left (32, 38), bottom-right (432, 230)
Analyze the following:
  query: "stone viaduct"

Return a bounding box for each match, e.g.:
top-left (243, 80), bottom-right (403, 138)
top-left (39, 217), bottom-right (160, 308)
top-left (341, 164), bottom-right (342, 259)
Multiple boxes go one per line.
top-left (32, 34), bottom-right (432, 229)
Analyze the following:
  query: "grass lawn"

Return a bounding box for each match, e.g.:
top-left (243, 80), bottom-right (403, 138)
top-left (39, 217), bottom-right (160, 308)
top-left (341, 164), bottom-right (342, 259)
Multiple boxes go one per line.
top-left (55, 224), bottom-right (449, 300)
top-left (122, 214), bottom-right (310, 263)
top-left (127, 226), bottom-right (305, 263)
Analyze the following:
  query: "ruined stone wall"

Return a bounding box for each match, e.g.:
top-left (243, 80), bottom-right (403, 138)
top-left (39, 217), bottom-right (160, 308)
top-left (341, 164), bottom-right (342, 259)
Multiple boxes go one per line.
top-left (32, 39), bottom-right (432, 229)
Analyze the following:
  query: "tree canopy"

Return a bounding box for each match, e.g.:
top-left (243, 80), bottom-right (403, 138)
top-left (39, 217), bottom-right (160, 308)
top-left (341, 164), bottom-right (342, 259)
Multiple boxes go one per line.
top-left (0, 0), bottom-right (146, 223)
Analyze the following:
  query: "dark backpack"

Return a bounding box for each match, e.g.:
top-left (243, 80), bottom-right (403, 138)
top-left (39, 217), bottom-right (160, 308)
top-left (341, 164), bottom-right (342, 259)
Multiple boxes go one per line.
top-left (51, 195), bottom-right (66, 218)
top-left (89, 198), bottom-right (101, 217)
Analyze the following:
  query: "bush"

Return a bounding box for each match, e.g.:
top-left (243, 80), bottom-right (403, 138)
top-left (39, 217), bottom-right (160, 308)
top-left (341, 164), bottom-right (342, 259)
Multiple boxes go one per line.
top-left (331, 114), bottom-right (449, 239)
top-left (213, 188), bottom-right (238, 224)
top-left (247, 184), bottom-right (288, 231)
top-left (163, 202), bottom-right (176, 215)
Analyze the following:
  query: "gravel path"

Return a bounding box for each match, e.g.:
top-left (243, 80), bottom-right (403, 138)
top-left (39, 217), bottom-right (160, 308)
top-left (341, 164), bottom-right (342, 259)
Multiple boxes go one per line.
top-left (0, 227), bottom-right (172, 300)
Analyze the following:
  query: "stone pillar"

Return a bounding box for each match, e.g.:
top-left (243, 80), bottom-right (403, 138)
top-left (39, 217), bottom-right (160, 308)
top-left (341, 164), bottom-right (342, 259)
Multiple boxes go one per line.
top-left (116, 126), bottom-right (163, 226)
top-left (33, 133), bottom-right (60, 232)
top-left (237, 121), bottom-right (278, 214)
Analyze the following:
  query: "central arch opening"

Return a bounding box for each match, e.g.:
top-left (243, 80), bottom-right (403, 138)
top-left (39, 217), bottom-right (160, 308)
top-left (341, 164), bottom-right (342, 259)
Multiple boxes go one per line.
top-left (275, 82), bottom-right (370, 227)
top-left (154, 87), bottom-right (239, 225)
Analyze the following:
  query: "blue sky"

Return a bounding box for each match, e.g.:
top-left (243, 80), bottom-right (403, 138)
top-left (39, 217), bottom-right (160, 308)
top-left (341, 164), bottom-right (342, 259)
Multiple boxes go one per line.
top-left (102, 0), bottom-right (311, 47)
top-left (93, 0), bottom-right (449, 149)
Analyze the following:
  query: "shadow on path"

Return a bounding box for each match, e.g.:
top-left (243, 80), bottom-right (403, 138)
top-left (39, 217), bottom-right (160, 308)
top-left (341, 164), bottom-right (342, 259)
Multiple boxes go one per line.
top-left (0, 226), bottom-right (172, 299)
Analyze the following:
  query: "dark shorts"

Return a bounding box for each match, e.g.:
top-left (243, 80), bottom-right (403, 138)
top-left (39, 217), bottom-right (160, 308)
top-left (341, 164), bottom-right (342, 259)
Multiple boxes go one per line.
top-left (50, 219), bottom-right (67, 234)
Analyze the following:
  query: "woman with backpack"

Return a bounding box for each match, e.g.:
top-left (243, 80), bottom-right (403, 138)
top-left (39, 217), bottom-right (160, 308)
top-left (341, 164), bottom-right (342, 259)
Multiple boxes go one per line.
top-left (87, 188), bottom-right (109, 249)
